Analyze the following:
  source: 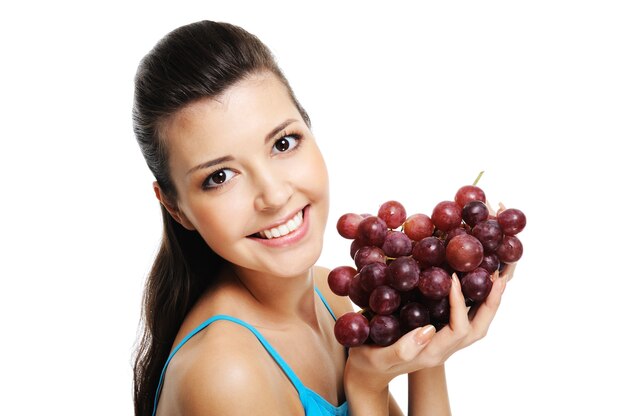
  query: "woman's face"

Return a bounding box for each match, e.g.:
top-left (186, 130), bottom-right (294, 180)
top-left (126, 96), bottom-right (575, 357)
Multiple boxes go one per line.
top-left (162, 72), bottom-right (329, 278)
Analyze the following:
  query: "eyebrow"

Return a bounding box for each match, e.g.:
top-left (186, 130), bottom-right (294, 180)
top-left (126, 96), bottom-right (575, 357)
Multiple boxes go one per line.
top-left (186, 118), bottom-right (299, 176)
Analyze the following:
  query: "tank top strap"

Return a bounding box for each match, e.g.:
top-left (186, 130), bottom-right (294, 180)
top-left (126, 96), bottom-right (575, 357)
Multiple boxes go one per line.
top-left (151, 314), bottom-right (308, 416)
top-left (314, 286), bottom-right (338, 321)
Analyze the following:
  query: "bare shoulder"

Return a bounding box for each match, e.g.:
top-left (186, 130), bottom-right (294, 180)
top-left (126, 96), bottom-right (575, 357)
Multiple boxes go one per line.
top-left (313, 265), bottom-right (355, 316)
top-left (163, 319), bottom-right (297, 416)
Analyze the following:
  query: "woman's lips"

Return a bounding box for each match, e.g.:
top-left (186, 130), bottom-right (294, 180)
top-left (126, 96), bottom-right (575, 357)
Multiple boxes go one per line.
top-left (248, 206), bottom-right (310, 247)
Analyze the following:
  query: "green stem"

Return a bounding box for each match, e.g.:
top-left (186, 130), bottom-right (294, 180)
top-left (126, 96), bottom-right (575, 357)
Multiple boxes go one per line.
top-left (472, 170), bottom-right (485, 186)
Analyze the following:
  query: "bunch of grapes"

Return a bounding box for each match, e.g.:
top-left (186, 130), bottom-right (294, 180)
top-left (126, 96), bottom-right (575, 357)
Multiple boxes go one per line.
top-left (329, 181), bottom-right (526, 348)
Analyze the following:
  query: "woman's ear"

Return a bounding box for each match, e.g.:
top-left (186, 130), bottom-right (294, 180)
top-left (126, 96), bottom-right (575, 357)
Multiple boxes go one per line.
top-left (153, 181), bottom-right (196, 231)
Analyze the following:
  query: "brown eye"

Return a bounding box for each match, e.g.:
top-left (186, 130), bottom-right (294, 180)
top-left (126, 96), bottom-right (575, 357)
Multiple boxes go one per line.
top-left (203, 168), bottom-right (235, 189)
top-left (271, 134), bottom-right (300, 154)
top-left (212, 171), bottom-right (227, 184)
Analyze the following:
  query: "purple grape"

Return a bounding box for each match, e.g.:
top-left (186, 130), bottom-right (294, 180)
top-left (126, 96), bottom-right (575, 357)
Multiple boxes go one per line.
top-left (399, 302), bottom-right (430, 332)
top-left (496, 235), bottom-right (523, 263)
top-left (461, 267), bottom-right (493, 303)
top-left (422, 296), bottom-right (450, 326)
top-left (418, 267), bottom-right (452, 300)
top-left (462, 200), bottom-right (490, 227)
top-left (479, 252), bottom-right (500, 274)
top-left (444, 226), bottom-right (469, 245)
top-left (354, 246), bottom-right (386, 270)
top-left (359, 262), bottom-right (388, 293)
top-left (357, 216), bottom-right (388, 247)
top-left (334, 312), bottom-right (370, 347)
top-left (327, 265), bottom-right (357, 296)
top-left (497, 208), bottom-right (527, 235)
top-left (382, 230), bottom-right (413, 257)
top-left (387, 256), bottom-right (420, 292)
top-left (472, 219), bottom-right (503, 253)
top-left (369, 314), bottom-right (401, 346)
top-left (369, 285), bottom-right (401, 315)
top-left (348, 274), bottom-right (370, 308)
top-left (350, 238), bottom-right (365, 259)
top-left (412, 236), bottom-right (446, 268)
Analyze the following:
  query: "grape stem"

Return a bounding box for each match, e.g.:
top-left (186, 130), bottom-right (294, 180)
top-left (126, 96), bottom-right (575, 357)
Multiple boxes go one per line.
top-left (472, 170), bottom-right (485, 186)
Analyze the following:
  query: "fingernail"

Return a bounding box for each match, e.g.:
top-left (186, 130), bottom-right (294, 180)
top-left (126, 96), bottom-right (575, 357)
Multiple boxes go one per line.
top-left (501, 277), bottom-right (507, 294)
top-left (452, 273), bottom-right (460, 285)
top-left (415, 325), bottom-right (436, 345)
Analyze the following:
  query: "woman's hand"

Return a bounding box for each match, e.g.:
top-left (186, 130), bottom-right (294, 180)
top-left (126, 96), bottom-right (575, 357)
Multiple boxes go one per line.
top-left (344, 263), bottom-right (514, 404)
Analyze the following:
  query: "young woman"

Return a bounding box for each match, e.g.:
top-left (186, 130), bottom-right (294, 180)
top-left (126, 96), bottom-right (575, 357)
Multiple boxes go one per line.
top-left (132, 20), bottom-right (511, 416)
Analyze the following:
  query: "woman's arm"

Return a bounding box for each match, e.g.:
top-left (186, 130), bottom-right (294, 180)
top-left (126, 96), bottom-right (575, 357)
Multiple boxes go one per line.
top-left (408, 365), bottom-right (451, 416)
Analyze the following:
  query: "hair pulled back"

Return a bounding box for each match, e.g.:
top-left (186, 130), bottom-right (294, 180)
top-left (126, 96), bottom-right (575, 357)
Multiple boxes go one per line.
top-left (131, 20), bottom-right (310, 416)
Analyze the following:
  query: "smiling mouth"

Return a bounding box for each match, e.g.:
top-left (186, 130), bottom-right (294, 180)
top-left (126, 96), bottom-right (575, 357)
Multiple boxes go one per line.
top-left (253, 209), bottom-right (305, 239)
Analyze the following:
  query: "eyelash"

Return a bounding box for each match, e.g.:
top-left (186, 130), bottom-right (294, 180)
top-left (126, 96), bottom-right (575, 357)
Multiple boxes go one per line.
top-left (201, 132), bottom-right (304, 191)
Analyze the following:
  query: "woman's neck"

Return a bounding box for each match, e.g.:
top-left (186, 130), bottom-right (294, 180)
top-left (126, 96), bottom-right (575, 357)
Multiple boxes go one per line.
top-left (228, 264), bottom-right (320, 327)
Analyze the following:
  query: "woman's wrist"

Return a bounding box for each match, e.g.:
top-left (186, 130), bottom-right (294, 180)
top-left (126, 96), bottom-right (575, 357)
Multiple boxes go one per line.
top-left (344, 359), bottom-right (390, 415)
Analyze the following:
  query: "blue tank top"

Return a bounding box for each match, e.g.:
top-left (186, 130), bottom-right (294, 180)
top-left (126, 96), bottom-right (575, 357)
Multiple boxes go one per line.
top-left (152, 287), bottom-right (349, 416)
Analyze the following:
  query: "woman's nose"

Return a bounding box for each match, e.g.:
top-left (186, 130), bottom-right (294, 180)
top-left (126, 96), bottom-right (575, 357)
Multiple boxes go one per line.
top-left (253, 168), bottom-right (294, 212)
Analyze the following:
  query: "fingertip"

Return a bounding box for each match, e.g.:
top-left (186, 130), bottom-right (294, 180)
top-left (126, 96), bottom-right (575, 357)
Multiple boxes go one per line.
top-left (396, 326), bottom-right (434, 361)
top-left (414, 324), bottom-right (436, 345)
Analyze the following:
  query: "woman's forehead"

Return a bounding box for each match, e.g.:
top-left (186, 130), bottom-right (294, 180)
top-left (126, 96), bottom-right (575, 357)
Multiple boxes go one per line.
top-left (162, 73), bottom-right (304, 168)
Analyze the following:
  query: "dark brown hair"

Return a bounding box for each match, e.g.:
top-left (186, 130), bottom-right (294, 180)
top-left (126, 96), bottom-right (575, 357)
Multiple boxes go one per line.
top-left (131, 20), bottom-right (310, 416)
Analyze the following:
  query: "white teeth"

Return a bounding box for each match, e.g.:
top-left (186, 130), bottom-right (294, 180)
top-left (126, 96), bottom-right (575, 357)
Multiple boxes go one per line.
top-left (258, 210), bottom-right (304, 239)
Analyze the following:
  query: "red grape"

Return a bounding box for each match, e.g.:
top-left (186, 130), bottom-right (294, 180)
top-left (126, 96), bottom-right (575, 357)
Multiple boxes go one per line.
top-left (381, 230), bottom-right (413, 258)
top-left (369, 314), bottom-right (401, 346)
top-left (399, 302), bottom-right (430, 332)
top-left (350, 239), bottom-right (364, 259)
top-left (348, 274), bottom-right (371, 308)
top-left (334, 312), bottom-right (370, 347)
top-left (387, 256), bottom-right (420, 292)
top-left (369, 285), bottom-right (401, 315)
top-left (471, 219), bottom-right (503, 253)
top-left (328, 266), bottom-right (357, 296)
top-left (336, 213), bottom-right (364, 239)
top-left (479, 252), bottom-right (500, 274)
top-left (359, 262), bottom-right (388, 293)
top-left (454, 185), bottom-right (486, 208)
top-left (444, 226), bottom-right (469, 245)
top-left (461, 267), bottom-right (493, 302)
top-left (432, 201), bottom-right (462, 232)
top-left (446, 234), bottom-right (484, 272)
top-left (357, 216), bottom-right (387, 247)
top-left (497, 208), bottom-right (527, 235)
top-left (422, 296), bottom-right (450, 326)
top-left (462, 200), bottom-right (490, 227)
top-left (496, 235), bottom-right (523, 263)
top-left (354, 246), bottom-right (386, 270)
top-left (403, 213), bottom-right (434, 241)
top-left (412, 236), bottom-right (445, 268)
top-left (378, 200), bottom-right (407, 230)
top-left (418, 267), bottom-right (452, 300)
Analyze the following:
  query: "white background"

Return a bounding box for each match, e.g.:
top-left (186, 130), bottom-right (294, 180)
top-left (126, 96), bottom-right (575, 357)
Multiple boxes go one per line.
top-left (1, 1), bottom-right (625, 415)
